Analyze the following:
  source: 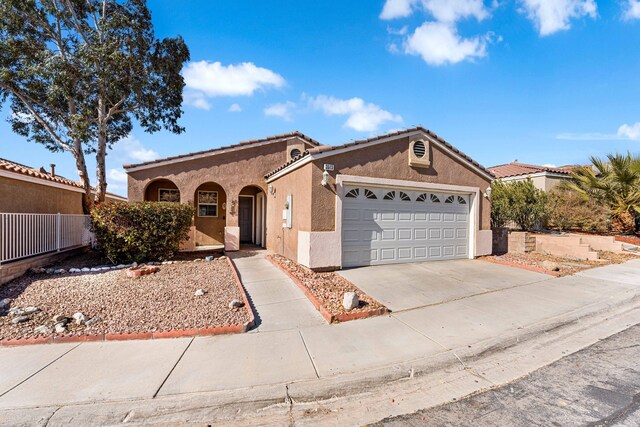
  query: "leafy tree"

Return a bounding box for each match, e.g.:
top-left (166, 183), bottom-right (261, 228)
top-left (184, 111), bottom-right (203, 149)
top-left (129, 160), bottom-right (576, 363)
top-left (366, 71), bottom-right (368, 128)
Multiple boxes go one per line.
top-left (546, 187), bottom-right (610, 233)
top-left (564, 153), bottom-right (640, 233)
top-left (489, 180), bottom-right (510, 229)
top-left (0, 0), bottom-right (189, 212)
top-left (489, 178), bottom-right (547, 231)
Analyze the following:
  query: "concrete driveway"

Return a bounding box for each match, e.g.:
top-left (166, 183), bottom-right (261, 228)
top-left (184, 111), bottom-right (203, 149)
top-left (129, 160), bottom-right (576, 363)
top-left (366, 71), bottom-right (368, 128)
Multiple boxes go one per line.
top-left (337, 259), bottom-right (550, 312)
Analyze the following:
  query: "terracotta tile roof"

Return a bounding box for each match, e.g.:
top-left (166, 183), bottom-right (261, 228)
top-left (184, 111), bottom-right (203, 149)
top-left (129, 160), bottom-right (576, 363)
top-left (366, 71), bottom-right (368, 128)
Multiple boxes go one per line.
top-left (0, 157), bottom-right (82, 188)
top-left (124, 131), bottom-right (321, 169)
top-left (488, 162), bottom-right (573, 179)
top-left (264, 126), bottom-right (494, 179)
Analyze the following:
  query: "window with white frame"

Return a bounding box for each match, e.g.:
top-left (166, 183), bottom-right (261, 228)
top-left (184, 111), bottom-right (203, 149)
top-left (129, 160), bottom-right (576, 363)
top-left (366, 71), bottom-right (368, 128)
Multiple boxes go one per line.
top-left (198, 191), bottom-right (218, 217)
top-left (158, 188), bottom-right (180, 203)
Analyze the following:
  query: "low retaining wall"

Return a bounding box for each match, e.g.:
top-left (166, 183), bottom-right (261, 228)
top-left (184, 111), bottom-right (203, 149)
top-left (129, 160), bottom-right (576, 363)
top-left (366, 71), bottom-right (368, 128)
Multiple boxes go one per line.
top-left (508, 232), bottom-right (536, 254)
top-left (0, 247), bottom-right (87, 286)
top-left (534, 234), bottom-right (599, 261)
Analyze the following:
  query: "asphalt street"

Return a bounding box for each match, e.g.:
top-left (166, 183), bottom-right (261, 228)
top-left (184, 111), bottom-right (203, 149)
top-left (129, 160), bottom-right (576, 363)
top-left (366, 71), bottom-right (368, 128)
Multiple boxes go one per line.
top-left (374, 324), bottom-right (640, 427)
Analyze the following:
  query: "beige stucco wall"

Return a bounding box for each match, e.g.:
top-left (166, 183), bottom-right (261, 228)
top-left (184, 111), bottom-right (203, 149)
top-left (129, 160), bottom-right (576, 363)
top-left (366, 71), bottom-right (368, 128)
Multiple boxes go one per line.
top-left (127, 137), bottom-right (315, 250)
top-left (309, 136), bottom-right (492, 231)
top-left (265, 163), bottom-right (313, 261)
top-left (502, 174), bottom-right (568, 192)
top-left (0, 176), bottom-right (84, 214)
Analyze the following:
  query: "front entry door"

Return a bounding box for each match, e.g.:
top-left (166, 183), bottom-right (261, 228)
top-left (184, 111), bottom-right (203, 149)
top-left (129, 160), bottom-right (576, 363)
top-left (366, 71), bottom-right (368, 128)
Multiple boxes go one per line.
top-left (239, 197), bottom-right (253, 243)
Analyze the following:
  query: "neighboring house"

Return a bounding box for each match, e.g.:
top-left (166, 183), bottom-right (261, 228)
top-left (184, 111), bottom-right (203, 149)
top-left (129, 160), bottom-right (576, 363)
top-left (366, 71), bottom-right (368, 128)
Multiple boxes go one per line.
top-left (488, 162), bottom-right (574, 191)
top-left (125, 127), bottom-right (494, 270)
top-left (0, 158), bottom-right (127, 214)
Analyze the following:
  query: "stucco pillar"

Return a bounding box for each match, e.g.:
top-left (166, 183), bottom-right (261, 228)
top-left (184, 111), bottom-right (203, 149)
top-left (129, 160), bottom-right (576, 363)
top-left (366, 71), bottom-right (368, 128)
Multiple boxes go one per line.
top-left (224, 185), bottom-right (240, 251)
top-left (180, 184), bottom-right (196, 251)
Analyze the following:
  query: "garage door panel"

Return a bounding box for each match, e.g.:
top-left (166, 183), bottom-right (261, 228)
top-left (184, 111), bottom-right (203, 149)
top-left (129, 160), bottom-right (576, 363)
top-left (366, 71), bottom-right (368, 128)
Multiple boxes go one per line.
top-left (342, 186), bottom-right (471, 267)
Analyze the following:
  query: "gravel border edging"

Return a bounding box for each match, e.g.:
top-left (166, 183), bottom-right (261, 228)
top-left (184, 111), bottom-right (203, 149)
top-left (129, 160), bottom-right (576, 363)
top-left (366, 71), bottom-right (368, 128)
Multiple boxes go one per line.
top-left (481, 257), bottom-right (561, 277)
top-left (265, 255), bottom-right (389, 324)
top-left (0, 257), bottom-right (255, 347)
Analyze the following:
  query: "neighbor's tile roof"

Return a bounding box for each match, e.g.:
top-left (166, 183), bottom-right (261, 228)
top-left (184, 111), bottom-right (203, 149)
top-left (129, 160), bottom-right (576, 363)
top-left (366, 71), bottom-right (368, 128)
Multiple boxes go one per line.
top-left (264, 126), bottom-right (494, 179)
top-left (488, 162), bottom-right (573, 179)
top-left (124, 131), bottom-right (321, 169)
top-left (0, 157), bottom-right (82, 188)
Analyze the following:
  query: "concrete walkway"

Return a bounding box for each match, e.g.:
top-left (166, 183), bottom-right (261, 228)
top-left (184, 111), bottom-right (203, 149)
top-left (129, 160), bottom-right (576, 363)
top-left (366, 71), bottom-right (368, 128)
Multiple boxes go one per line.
top-left (1, 257), bottom-right (640, 424)
top-left (229, 249), bottom-right (325, 332)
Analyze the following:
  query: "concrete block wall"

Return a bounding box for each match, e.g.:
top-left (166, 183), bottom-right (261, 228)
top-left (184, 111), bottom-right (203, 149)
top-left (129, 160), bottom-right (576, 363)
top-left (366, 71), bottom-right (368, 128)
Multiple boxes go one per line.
top-left (534, 234), bottom-right (599, 261)
top-left (508, 232), bottom-right (536, 253)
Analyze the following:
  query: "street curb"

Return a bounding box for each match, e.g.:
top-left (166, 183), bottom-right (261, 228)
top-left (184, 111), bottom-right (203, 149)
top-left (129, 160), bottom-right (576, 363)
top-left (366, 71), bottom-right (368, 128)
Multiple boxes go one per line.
top-left (266, 255), bottom-right (389, 324)
top-left (0, 257), bottom-right (254, 347)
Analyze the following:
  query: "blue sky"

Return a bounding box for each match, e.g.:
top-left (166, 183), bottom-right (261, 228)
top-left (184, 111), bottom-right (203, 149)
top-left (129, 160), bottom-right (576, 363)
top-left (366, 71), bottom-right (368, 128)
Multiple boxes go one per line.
top-left (2, 0), bottom-right (640, 196)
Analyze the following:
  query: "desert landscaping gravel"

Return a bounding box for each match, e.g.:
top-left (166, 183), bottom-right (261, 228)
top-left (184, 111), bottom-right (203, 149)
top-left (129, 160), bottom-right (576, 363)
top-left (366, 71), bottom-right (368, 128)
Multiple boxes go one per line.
top-left (486, 251), bottom-right (637, 276)
top-left (270, 254), bottom-right (386, 315)
top-left (0, 256), bottom-right (250, 340)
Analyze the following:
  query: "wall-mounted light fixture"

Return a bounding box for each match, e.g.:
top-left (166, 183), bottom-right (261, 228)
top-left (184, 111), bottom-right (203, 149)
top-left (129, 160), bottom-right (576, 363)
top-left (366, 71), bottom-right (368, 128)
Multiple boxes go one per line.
top-left (268, 184), bottom-right (276, 196)
top-left (484, 186), bottom-right (492, 199)
top-left (321, 170), bottom-right (329, 186)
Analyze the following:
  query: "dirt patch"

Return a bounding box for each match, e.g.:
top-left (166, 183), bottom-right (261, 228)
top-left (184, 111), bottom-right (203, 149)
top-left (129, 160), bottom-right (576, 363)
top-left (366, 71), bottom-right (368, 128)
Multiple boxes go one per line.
top-left (614, 234), bottom-right (640, 246)
top-left (484, 251), bottom-right (637, 276)
top-left (269, 254), bottom-right (387, 318)
top-left (0, 256), bottom-right (250, 341)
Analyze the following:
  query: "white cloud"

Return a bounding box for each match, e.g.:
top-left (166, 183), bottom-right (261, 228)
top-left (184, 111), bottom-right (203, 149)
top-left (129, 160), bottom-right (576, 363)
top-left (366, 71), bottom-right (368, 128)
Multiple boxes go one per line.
top-left (617, 122), bottom-right (640, 140)
top-left (111, 136), bottom-right (159, 163)
top-left (381, 0), bottom-right (415, 19)
top-left (387, 25), bottom-right (409, 35)
top-left (264, 101), bottom-right (296, 122)
top-left (404, 22), bottom-right (489, 65)
top-left (307, 95), bottom-right (403, 132)
top-left (381, 0), bottom-right (488, 22)
top-left (556, 121), bottom-right (640, 141)
top-left (519, 0), bottom-right (597, 36)
top-left (183, 90), bottom-right (211, 110)
top-left (542, 163), bottom-right (558, 168)
top-left (228, 103), bottom-right (242, 112)
top-left (182, 61), bottom-right (285, 109)
top-left (623, 0), bottom-right (640, 20)
top-left (108, 168), bottom-right (128, 183)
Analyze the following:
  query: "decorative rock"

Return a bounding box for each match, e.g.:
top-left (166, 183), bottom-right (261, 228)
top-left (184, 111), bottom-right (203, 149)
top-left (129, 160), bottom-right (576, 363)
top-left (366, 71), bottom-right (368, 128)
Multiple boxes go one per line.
top-left (34, 325), bottom-right (52, 335)
top-left (52, 314), bottom-right (68, 324)
top-left (219, 256), bottom-right (228, 260)
top-left (23, 306), bottom-right (40, 315)
top-left (46, 268), bottom-right (55, 275)
top-left (542, 261), bottom-right (561, 272)
top-left (0, 298), bottom-right (11, 309)
top-left (342, 292), bottom-right (359, 310)
top-left (194, 289), bottom-right (207, 296)
top-left (85, 316), bottom-right (101, 327)
top-left (132, 262), bottom-right (138, 268)
top-left (205, 256), bottom-right (214, 262)
top-left (54, 322), bottom-right (67, 333)
top-left (69, 268), bottom-right (79, 273)
top-left (54, 269), bottom-right (66, 274)
top-left (81, 267), bottom-right (91, 272)
top-left (73, 312), bottom-right (87, 325)
top-left (9, 307), bottom-right (25, 316)
top-left (11, 315), bottom-right (30, 325)
top-left (101, 266), bottom-right (110, 271)
top-left (116, 264), bottom-right (126, 269)
top-left (90, 267), bottom-right (101, 272)
top-left (228, 299), bottom-right (244, 309)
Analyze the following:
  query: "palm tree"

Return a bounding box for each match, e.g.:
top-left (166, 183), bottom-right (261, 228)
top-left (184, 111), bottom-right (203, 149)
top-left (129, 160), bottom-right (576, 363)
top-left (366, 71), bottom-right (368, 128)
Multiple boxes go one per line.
top-left (565, 152), bottom-right (640, 233)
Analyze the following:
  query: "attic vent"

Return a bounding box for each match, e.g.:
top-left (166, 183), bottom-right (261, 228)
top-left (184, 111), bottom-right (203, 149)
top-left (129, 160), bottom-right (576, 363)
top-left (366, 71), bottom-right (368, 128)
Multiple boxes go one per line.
top-left (412, 141), bottom-right (426, 158)
top-left (409, 139), bottom-right (430, 168)
top-left (290, 148), bottom-right (302, 159)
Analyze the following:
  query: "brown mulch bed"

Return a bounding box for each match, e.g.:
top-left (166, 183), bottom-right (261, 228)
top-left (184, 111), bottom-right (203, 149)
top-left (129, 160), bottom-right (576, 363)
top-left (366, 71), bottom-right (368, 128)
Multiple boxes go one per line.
top-left (615, 234), bottom-right (640, 246)
top-left (0, 255), bottom-right (250, 341)
top-left (484, 251), bottom-right (637, 277)
top-left (269, 254), bottom-right (387, 317)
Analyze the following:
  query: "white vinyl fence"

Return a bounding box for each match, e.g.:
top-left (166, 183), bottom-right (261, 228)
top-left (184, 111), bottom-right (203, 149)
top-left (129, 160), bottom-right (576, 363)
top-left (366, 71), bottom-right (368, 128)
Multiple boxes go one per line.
top-left (0, 213), bottom-right (93, 265)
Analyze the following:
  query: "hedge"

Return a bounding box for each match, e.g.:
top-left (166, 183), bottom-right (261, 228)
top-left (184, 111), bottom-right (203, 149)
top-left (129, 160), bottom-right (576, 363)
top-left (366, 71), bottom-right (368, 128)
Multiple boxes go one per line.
top-left (91, 201), bottom-right (194, 263)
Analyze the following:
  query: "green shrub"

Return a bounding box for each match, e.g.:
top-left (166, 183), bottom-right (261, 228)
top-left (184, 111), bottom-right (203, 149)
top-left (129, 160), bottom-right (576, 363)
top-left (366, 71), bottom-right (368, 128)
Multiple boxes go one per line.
top-left (91, 201), bottom-right (194, 263)
top-left (546, 188), bottom-right (611, 233)
top-left (490, 178), bottom-right (547, 231)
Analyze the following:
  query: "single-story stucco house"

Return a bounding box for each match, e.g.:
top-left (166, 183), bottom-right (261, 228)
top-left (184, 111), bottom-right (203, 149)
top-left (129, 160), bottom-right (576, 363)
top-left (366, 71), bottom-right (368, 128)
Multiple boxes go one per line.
top-left (124, 127), bottom-right (494, 270)
top-left (0, 158), bottom-right (127, 214)
top-left (488, 162), bottom-right (575, 191)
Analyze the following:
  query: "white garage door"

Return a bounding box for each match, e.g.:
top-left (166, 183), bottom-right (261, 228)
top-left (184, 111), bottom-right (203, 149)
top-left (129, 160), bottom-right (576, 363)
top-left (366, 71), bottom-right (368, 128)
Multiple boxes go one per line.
top-left (341, 186), bottom-right (470, 268)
